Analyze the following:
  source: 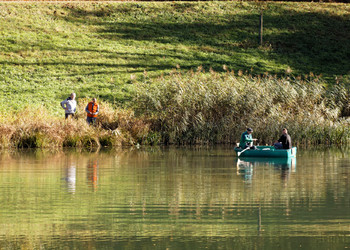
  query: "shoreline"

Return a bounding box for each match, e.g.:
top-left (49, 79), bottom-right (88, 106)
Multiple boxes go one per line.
top-left (1, 73), bottom-right (350, 149)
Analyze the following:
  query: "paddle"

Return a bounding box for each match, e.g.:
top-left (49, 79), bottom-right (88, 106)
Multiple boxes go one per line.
top-left (237, 139), bottom-right (258, 157)
top-left (238, 147), bottom-right (250, 157)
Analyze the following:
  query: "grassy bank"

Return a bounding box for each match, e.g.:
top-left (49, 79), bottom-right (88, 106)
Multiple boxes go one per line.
top-left (0, 2), bottom-right (349, 114)
top-left (1, 71), bottom-right (350, 148)
top-left (0, 2), bottom-right (349, 147)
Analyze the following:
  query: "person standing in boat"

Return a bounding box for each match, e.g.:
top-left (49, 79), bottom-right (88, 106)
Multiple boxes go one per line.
top-left (274, 128), bottom-right (292, 149)
top-left (239, 128), bottom-right (257, 149)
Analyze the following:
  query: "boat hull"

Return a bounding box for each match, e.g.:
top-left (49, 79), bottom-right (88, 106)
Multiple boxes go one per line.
top-left (234, 146), bottom-right (297, 158)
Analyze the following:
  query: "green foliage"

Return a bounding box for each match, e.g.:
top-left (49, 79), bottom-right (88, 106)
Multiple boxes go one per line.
top-left (0, 2), bottom-right (349, 113)
top-left (0, 2), bottom-right (349, 146)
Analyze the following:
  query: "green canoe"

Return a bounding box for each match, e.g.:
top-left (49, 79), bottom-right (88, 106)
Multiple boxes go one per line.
top-left (234, 146), bottom-right (297, 158)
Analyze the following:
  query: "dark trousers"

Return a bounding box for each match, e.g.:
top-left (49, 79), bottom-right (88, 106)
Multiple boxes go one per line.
top-left (274, 142), bottom-right (283, 149)
top-left (87, 116), bottom-right (97, 125)
top-left (65, 113), bottom-right (74, 119)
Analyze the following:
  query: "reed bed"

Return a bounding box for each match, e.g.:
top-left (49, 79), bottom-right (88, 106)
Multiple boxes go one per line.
top-left (0, 101), bottom-right (151, 149)
top-left (135, 70), bottom-right (350, 146)
top-left (1, 71), bottom-right (349, 148)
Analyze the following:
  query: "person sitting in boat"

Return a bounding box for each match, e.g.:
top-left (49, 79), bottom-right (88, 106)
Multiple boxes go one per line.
top-left (239, 128), bottom-right (258, 149)
top-left (274, 128), bottom-right (292, 149)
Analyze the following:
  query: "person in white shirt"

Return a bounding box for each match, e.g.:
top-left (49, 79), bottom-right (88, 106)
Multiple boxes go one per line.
top-left (60, 93), bottom-right (77, 119)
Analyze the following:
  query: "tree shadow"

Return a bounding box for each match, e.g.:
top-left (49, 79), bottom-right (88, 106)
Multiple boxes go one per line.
top-left (58, 3), bottom-right (349, 78)
top-left (2, 3), bottom-right (348, 83)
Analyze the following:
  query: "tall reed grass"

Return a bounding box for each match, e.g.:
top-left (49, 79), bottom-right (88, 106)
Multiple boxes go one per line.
top-left (1, 71), bottom-right (349, 148)
top-left (135, 69), bottom-right (350, 145)
top-left (0, 100), bottom-right (151, 149)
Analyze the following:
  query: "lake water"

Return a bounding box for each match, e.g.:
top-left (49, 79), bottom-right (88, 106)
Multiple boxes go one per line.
top-left (0, 146), bottom-right (349, 249)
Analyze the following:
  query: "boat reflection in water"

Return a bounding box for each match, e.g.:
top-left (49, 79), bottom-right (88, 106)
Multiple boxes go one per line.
top-left (236, 157), bottom-right (296, 183)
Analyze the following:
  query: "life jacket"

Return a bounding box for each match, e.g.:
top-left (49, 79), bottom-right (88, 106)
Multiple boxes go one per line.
top-left (87, 102), bottom-right (99, 118)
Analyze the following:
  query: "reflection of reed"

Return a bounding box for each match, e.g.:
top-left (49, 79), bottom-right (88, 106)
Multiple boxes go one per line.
top-left (1, 147), bottom-right (348, 207)
top-left (0, 147), bottom-right (349, 241)
top-left (115, 149), bottom-right (349, 221)
top-left (258, 206), bottom-right (262, 233)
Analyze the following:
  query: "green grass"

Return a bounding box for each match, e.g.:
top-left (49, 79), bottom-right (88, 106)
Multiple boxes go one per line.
top-left (0, 2), bottom-right (349, 114)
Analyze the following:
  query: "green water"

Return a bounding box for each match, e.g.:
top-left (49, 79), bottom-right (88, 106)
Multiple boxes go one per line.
top-left (0, 147), bottom-right (349, 249)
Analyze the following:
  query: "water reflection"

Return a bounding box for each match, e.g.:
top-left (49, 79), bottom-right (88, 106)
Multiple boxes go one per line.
top-left (64, 162), bottom-right (76, 194)
top-left (236, 157), bottom-right (296, 183)
top-left (236, 159), bottom-right (253, 183)
top-left (87, 160), bottom-right (98, 191)
top-left (0, 147), bottom-right (349, 250)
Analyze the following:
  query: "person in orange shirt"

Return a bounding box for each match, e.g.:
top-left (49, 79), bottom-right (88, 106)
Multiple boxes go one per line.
top-left (85, 98), bottom-right (99, 125)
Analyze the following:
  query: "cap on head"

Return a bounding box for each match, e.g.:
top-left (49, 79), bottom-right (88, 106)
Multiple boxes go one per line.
top-left (247, 128), bottom-right (253, 132)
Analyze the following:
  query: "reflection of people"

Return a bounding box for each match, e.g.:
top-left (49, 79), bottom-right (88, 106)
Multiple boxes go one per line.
top-left (274, 128), bottom-right (292, 149)
top-left (281, 165), bottom-right (291, 182)
top-left (85, 98), bottom-right (99, 125)
top-left (87, 160), bottom-right (98, 191)
top-left (61, 93), bottom-right (77, 119)
top-left (236, 159), bottom-right (253, 182)
top-left (239, 128), bottom-right (257, 149)
top-left (65, 164), bottom-right (76, 193)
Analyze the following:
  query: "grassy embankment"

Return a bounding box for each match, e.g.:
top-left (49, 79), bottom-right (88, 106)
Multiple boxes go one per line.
top-left (0, 2), bottom-right (349, 147)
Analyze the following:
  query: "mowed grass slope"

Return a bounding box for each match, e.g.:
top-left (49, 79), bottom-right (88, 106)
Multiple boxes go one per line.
top-left (0, 2), bottom-right (349, 114)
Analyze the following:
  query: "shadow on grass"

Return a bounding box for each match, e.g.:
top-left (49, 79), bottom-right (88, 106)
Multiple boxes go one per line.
top-left (59, 3), bottom-right (350, 78)
top-left (1, 3), bottom-right (348, 80)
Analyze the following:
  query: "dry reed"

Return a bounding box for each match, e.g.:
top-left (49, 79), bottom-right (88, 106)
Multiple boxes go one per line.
top-left (135, 70), bottom-right (350, 145)
top-left (1, 72), bottom-right (349, 148)
top-left (0, 101), bottom-right (152, 149)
